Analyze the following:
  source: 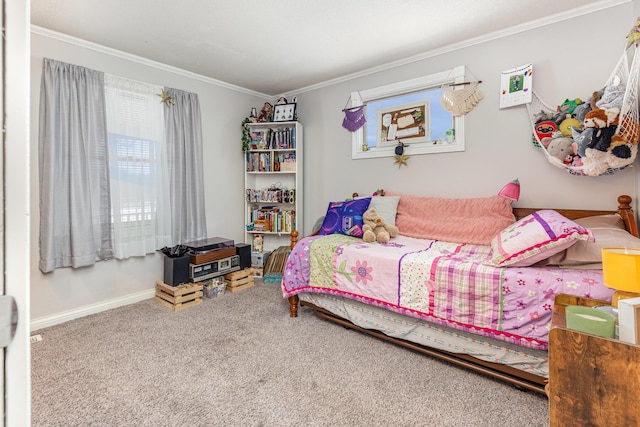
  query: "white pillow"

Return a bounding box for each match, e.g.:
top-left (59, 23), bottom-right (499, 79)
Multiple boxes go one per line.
top-left (369, 196), bottom-right (400, 226)
top-left (545, 214), bottom-right (640, 266)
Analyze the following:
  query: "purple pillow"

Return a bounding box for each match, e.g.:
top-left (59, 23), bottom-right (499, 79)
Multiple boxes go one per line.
top-left (318, 198), bottom-right (371, 237)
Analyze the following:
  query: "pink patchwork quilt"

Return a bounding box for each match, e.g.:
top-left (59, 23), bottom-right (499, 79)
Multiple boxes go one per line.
top-left (281, 234), bottom-right (614, 350)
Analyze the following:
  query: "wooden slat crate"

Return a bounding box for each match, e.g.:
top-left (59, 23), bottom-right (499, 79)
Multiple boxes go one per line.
top-left (224, 268), bottom-right (254, 292)
top-left (155, 281), bottom-right (203, 311)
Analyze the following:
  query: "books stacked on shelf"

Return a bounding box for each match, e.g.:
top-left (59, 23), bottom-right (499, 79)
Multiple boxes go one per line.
top-left (247, 206), bottom-right (295, 233)
top-left (275, 153), bottom-right (296, 172)
top-left (249, 127), bottom-right (296, 150)
top-left (246, 152), bottom-right (296, 172)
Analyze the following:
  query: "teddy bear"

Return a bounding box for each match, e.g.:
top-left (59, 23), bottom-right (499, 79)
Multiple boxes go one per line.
top-left (362, 208), bottom-right (398, 243)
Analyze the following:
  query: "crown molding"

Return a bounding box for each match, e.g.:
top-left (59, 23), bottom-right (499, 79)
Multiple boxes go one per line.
top-left (30, 25), bottom-right (272, 99)
top-left (32, 0), bottom-right (629, 100)
top-left (288, 0), bottom-right (630, 97)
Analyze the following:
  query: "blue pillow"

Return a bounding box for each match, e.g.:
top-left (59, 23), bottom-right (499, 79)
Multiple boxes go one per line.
top-left (318, 198), bottom-right (371, 237)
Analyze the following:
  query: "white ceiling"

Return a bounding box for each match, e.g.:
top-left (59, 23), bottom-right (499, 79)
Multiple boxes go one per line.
top-left (31, 0), bottom-right (621, 96)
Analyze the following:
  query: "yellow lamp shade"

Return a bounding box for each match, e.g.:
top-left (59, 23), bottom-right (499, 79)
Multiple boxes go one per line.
top-left (602, 247), bottom-right (640, 293)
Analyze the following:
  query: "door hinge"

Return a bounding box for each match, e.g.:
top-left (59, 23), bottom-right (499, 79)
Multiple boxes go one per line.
top-left (0, 295), bottom-right (18, 347)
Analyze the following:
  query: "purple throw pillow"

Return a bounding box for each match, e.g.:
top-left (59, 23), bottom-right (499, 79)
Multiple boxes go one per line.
top-left (318, 198), bottom-right (371, 237)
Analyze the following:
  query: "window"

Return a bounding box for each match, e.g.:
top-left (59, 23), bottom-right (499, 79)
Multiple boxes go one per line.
top-left (108, 134), bottom-right (158, 223)
top-left (351, 66), bottom-right (466, 159)
top-left (39, 58), bottom-right (205, 271)
top-left (104, 74), bottom-right (172, 258)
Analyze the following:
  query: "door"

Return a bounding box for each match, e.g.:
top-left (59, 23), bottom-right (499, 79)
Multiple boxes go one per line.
top-left (4, 0), bottom-right (31, 425)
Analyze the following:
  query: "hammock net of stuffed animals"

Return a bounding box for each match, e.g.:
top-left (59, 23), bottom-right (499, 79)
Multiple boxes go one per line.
top-left (526, 25), bottom-right (640, 177)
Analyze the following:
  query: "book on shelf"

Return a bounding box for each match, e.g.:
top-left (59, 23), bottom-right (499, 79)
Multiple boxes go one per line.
top-left (245, 152), bottom-right (273, 172)
top-left (268, 127), bottom-right (296, 149)
top-left (246, 151), bottom-right (297, 173)
top-left (247, 206), bottom-right (296, 233)
top-left (247, 126), bottom-right (296, 150)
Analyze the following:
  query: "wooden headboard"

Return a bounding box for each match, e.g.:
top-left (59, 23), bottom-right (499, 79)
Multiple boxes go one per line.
top-left (513, 195), bottom-right (638, 238)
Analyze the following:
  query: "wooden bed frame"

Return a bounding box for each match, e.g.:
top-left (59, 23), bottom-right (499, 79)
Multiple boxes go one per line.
top-left (285, 195), bottom-right (638, 395)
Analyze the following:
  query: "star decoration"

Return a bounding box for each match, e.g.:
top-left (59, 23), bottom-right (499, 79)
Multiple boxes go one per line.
top-left (393, 153), bottom-right (410, 168)
top-left (157, 89), bottom-right (174, 107)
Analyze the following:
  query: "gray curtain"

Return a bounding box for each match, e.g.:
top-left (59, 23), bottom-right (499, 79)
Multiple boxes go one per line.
top-left (38, 58), bottom-right (113, 273)
top-left (164, 87), bottom-right (207, 244)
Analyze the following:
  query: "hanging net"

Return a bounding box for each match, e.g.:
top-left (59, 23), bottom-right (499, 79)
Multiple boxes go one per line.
top-left (526, 35), bottom-right (640, 177)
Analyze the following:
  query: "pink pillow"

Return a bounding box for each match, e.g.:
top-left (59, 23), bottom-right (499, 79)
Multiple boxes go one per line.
top-left (490, 210), bottom-right (594, 267)
top-left (390, 193), bottom-right (515, 245)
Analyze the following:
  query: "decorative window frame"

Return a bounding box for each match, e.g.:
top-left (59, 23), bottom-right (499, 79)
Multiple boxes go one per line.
top-left (351, 65), bottom-right (466, 159)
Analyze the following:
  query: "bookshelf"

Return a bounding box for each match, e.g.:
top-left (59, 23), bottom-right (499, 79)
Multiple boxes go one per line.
top-left (244, 121), bottom-right (303, 253)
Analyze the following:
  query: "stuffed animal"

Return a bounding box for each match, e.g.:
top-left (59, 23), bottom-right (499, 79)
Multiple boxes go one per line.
top-left (590, 89), bottom-right (603, 110)
top-left (582, 140), bottom-right (637, 176)
top-left (609, 144), bottom-right (638, 169)
top-left (572, 127), bottom-right (594, 158)
top-left (540, 136), bottom-right (553, 148)
top-left (583, 108), bottom-right (617, 128)
top-left (534, 120), bottom-right (557, 141)
top-left (596, 82), bottom-right (626, 110)
top-left (257, 102), bottom-right (273, 122)
top-left (573, 101), bottom-right (592, 123)
top-left (583, 108), bottom-right (620, 152)
top-left (546, 136), bottom-right (575, 167)
top-left (559, 116), bottom-right (582, 136)
top-left (609, 133), bottom-right (631, 156)
top-left (581, 112), bottom-right (639, 175)
top-left (558, 98), bottom-right (583, 115)
top-left (581, 148), bottom-right (611, 176)
top-left (362, 208), bottom-right (399, 243)
top-left (533, 110), bottom-right (555, 124)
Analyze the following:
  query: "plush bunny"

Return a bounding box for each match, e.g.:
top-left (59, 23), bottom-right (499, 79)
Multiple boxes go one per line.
top-left (362, 208), bottom-right (399, 243)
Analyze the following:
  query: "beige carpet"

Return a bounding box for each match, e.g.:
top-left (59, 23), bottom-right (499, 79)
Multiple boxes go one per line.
top-left (31, 282), bottom-right (549, 426)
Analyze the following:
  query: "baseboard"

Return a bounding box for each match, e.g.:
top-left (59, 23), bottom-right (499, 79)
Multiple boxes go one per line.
top-left (30, 289), bottom-right (156, 331)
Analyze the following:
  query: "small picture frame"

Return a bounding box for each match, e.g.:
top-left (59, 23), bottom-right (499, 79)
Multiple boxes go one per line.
top-left (272, 103), bottom-right (296, 122)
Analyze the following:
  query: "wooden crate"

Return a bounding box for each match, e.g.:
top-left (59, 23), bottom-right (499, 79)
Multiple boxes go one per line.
top-left (224, 268), bottom-right (255, 292)
top-left (155, 281), bottom-right (203, 311)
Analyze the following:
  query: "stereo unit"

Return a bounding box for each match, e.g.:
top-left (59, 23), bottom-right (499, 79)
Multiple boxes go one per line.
top-left (189, 255), bottom-right (240, 281)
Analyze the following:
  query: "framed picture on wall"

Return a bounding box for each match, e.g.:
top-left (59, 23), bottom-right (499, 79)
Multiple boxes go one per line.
top-left (273, 103), bottom-right (296, 122)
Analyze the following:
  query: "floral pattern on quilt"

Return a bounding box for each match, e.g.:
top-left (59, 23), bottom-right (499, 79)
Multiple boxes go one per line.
top-left (282, 234), bottom-right (614, 351)
top-left (501, 267), bottom-right (613, 345)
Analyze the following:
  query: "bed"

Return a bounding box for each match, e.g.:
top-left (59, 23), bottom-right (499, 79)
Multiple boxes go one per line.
top-left (281, 193), bottom-right (639, 394)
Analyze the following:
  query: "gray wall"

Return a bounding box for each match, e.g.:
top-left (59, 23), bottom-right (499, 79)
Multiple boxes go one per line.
top-left (295, 3), bottom-right (636, 234)
top-left (30, 2), bottom-right (638, 323)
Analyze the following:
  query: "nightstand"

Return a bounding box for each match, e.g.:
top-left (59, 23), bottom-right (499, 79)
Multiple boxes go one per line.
top-left (548, 293), bottom-right (640, 426)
